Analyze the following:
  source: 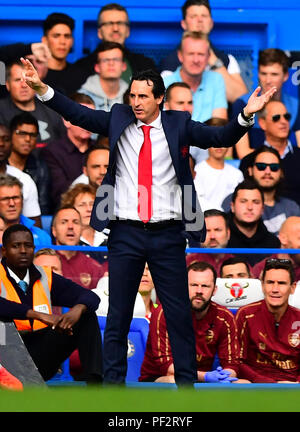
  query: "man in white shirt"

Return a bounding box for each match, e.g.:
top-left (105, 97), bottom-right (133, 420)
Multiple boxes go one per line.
top-left (194, 118), bottom-right (243, 210)
top-left (21, 57), bottom-right (276, 386)
top-left (72, 143), bottom-right (109, 189)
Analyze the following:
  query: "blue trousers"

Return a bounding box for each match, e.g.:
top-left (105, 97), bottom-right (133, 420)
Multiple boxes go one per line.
top-left (104, 221), bottom-right (197, 384)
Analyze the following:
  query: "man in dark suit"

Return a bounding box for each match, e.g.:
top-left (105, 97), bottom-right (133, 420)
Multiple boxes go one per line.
top-left (21, 57), bottom-right (276, 385)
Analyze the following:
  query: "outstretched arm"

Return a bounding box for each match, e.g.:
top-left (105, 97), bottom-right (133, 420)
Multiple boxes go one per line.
top-left (188, 85), bottom-right (277, 150)
top-left (20, 57), bottom-right (110, 135)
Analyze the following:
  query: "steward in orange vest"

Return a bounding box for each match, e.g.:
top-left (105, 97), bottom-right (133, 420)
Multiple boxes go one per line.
top-left (0, 224), bottom-right (103, 383)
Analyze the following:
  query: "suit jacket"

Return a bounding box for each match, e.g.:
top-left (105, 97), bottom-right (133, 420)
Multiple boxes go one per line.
top-left (44, 91), bottom-right (250, 243)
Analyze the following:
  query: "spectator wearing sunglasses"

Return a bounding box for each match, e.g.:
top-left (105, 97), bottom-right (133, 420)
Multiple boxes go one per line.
top-left (231, 48), bottom-right (300, 158)
top-left (222, 146), bottom-right (300, 235)
top-left (252, 216), bottom-right (300, 282)
top-left (240, 101), bottom-right (300, 207)
top-left (236, 258), bottom-right (300, 383)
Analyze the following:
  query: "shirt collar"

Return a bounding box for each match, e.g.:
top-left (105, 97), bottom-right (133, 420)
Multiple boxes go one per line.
top-left (264, 140), bottom-right (293, 158)
top-left (7, 267), bottom-right (30, 285)
top-left (137, 111), bottom-right (162, 130)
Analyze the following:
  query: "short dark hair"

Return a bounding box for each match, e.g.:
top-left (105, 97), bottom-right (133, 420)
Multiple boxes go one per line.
top-left (9, 112), bottom-right (39, 135)
top-left (204, 117), bottom-right (228, 127)
top-left (6, 60), bottom-right (24, 81)
top-left (165, 82), bottom-right (191, 102)
top-left (69, 92), bottom-right (95, 106)
top-left (52, 205), bottom-right (81, 228)
top-left (130, 69), bottom-right (165, 110)
top-left (187, 261), bottom-right (217, 285)
top-left (262, 258), bottom-right (295, 284)
top-left (83, 142), bottom-right (110, 167)
top-left (2, 224), bottom-right (33, 247)
top-left (95, 41), bottom-right (125, 59)
top-left (259, 48), bottom-right (289, 74)
top-left (232, 179), bottom-right (264, 204)
top-left (181, 0), bottom-right (211, 19)
top-left (43, 12), bottom-right (74, 35)
top-left (220, 256), bottom-right (251, 278)
top-left (97, 3), bottom-right (129, 27)
top-left (204, 209), bottom-right (229, 229)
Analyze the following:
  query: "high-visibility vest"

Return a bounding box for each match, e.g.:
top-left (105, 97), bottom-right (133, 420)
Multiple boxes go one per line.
top-left (0, 263), bottom-right (52, 331)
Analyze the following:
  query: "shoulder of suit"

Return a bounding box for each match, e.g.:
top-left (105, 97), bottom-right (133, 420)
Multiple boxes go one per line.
top-left (111, 103), bottom-right (132, 113)
top-left (162, 110), bottom-right (191, 120)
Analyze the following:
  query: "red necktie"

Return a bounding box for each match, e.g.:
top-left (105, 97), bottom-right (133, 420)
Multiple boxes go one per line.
top-left (138, 125), bottom-right (153, 223)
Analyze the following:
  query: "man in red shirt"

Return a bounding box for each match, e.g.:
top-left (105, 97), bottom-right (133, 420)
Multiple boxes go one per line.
top-left (186, 209), bottom-right (233, 276)
top-left (236, 258), bottom-right (300, 383)
top-left (139, 261), bottom-right (240, 383)
top-left (51, 206), bottom-right (105, 289)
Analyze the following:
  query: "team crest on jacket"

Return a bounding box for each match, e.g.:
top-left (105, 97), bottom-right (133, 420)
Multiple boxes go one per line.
top-left (205, 329), bottom-right (214, 344)
top-left (80, 273), bottom-right (92, 287)
top-left (288, 333), bottom-right (300, 347)
top-left (180, 145), bottom-right (189, 158)
top-left (127, 339), bottom-right (135, 358)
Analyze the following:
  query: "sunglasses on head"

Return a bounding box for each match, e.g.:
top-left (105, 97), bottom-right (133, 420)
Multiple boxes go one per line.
top-left (254, 162), bottom-right (281, 172)
top-left (271, 113), bottom-right (291, 122)
top-left (265, 258), bottom-right (293, 269)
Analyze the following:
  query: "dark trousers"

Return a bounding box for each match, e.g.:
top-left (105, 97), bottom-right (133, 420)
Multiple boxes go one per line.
top-left (104, 221), bottom-right (197, 384)
top-left (21, 311), bottom-right (103, 382)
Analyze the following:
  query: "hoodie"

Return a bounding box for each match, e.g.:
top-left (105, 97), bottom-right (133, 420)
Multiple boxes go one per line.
top-left (79, 74), bottom-right (128, 111)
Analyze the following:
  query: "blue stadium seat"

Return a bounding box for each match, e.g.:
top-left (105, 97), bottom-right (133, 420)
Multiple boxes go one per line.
top-left (41, 215), bottom-right (53, 236)
top-left (47, 357), bottom-right (74, 385)
top-left (97, 315), bottom-right (149, 382)
top-left (225, 159), bottom-right (240, 169)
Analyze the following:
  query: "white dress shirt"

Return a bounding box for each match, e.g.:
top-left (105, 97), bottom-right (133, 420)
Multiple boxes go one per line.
top-left (114, 113), bottom-right (182, 221)
top-left (7, 267), bottom-right (30, 285)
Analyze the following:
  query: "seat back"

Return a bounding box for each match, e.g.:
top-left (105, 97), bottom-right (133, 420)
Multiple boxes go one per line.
top-left (289, 281), bottom-right (300, 310)
top-left (212, 278), bottom-right (264, 312)
top-left (93, 276), bottom-right (146, 317)
top-left (97, 315), bottom-right (149, 382)
top-left (41, 215), bottom-right (53, 236)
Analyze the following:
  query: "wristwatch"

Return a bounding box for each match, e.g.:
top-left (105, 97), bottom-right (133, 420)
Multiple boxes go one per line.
top-left (241, 108), bottom-right (254, 122)
top-left (210, 58), bottom-right (224, 70)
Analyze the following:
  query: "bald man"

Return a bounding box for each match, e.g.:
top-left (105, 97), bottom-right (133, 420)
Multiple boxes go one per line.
top-left (252, 216), bottom-right (300, 281)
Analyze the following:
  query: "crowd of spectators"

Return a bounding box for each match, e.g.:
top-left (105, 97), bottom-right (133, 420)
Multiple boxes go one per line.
top-left (1, 0), bottom-right (300, 387)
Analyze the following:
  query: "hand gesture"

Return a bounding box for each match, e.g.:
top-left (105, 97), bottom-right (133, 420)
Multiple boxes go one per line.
top-left (20, 57), bottom-right (48, 95)
top-left (244, 85), bottom-right (277, 117)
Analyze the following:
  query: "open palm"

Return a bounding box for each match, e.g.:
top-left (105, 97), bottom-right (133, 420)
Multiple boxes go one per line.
top-left (245, 86), bottom-right (277, 116)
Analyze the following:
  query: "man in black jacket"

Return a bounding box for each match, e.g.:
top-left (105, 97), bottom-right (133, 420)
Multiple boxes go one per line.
top-left (76, 3), bottom-right (157, 84)
top-left (8, 113), bottom-right (51, 215)
top-left (0, 224), bottom-right (102, 383)
top-left (227, 179), bottom-right (280, 266)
